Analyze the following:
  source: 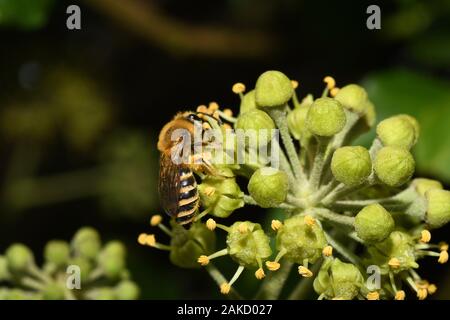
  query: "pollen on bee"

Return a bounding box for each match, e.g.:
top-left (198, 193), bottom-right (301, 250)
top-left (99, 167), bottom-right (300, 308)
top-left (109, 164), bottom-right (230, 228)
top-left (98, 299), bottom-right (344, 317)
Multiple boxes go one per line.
top-left (298, 266), bottom-right (313, 278)
top-left (202, 122), bottom-right (211, 130)
top-left (420, 230), bottom-right (431, 243)
top-left (232, 82), bottom-right (246, 94)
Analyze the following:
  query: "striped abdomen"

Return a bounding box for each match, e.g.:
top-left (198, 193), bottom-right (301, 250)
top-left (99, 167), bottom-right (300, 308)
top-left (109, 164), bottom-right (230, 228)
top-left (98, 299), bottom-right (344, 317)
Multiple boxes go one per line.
top-left (176, 167), bottom-right (199, 225)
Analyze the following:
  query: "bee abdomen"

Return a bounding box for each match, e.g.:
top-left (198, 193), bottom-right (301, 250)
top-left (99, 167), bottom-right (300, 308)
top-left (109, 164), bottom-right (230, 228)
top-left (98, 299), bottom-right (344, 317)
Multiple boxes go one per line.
top-left (177, 168), bottom-right (199, 225)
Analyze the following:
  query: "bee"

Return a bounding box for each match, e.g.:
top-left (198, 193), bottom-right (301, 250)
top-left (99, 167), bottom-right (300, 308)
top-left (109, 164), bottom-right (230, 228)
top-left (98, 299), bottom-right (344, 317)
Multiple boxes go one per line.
top-left (157, 111), bottom-right (219, 226)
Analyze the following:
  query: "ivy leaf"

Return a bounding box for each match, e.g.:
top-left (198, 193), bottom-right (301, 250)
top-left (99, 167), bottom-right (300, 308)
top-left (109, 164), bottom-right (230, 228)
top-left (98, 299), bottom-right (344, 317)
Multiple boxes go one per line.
top-left (360, 69), bottom-right (450, 183)
top-left (0, 0), bottom-right (55, 30)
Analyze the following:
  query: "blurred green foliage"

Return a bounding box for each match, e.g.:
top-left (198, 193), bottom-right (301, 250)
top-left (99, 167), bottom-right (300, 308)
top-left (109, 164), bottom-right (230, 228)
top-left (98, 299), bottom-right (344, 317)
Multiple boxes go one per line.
top-left (0, 0), bottom-right (54, 30)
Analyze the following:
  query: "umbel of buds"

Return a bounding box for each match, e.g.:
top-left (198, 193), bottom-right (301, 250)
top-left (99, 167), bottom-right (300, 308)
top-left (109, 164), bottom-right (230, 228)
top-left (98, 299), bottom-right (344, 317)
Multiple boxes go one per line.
top-left (140, 70), bottom-right (450, 300)
top-left (0, 228), bottom-right (139, 300)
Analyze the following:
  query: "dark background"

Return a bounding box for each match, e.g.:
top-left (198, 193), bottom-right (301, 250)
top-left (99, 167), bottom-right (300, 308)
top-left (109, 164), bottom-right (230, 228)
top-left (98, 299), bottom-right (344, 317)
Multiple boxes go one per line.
top-left (0, 0), bottom-right (449, 299)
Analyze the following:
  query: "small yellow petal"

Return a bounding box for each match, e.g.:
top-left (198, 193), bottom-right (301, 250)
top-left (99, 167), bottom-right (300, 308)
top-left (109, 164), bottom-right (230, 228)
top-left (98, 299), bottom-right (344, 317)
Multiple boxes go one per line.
top-left (323, 76), bottom-right (336, 90)
top-left (220, 283), bottom-right (231, 295)
top-left (298, 266), bottom-right (313, 278)
top-left (366, 291), bottom-right (379, 300)
top-left (197, 255), bottom-right (210, 266)
top-left (206, 218), bottom-right (217, 231)
top-left (255, 268), bottom-right (266, 280)
top-left (388, 258), bottom-right (401, 269)
top-left (417, 288), bottom-right (427, 300)
top-left (420, 230), bottom-right (431, 243)
top-left (322, 246), bottom-right (333, 257)
top-left (438, 250), bottom-right (448, 264)
top-left (395, 290), bottom-right (405, 300)
top-left (304, 215), bottom-right (316, 226)
top-left (271, 220), bottom-right (283, 231)
top-left (150, 215), bottom-right (162, 226)
top-left (428, 284), bottom-right (437, 295)
top-left (232, 83), bottom-right (246, 94)
top-left (265, 261), bottom-right (280, 271)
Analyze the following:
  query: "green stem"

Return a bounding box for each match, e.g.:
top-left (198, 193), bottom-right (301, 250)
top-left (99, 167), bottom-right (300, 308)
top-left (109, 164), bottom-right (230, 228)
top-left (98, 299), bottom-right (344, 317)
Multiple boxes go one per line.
top-left (205, 263), bottom-right (243, 300)
top-left (21, 277), bottom-right (46, 291)
top-left (308, 137), bottom-right (330, 191)
top-left (272, 139), bottom-right (298, 193)
top-left (324, 232), bottom-right (362, 267)
top-left (255, 261), bottom-right (293, 300)
top-left (311, 208), bottom-right (355, 226)
top-left (286, 195), bottom-right (307, 209)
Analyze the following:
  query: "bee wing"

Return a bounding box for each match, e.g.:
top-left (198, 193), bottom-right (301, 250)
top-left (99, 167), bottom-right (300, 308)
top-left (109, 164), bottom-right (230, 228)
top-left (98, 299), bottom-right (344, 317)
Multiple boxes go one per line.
top-left (158, 153), bottom-right (181, 217)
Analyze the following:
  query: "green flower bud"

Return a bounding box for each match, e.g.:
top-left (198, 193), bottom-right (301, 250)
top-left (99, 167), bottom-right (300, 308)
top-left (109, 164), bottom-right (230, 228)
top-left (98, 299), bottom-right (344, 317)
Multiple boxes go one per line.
top-left (5, 244), bottom-right (34, 272)
top-left (227, 221), bottom-right (272, 267)
top-left (72, 227), bottom-right (101, 259)
top-left (426, 189), bottom-right (450, 228)
top-left (306, 97), bottom-right (346, 137)
top-left (240, 90), bottom-right (257, 114)
top-left (287, 106), bottom-right (310, 140)
top-left (399, 115), bottom-right (420, 144)
top-left (115, 280), bottom-right (140, 300)
top-left (376, 115), bottom-right (418, 149)
top-left (170, 222), bottom-right (216, 268)
top-left (69, 257), bottom-right (92, 283)
top-left (276, 215), bottom-right (327, 264)
top-left (198, 168), bottom-right (244, 218)
top-left (374, 146), bottom-right (415, 187)
top-left (102, 241), bottom-right (126, 260)
top-left (98, 252), bottom-right (125, 280)
top-left (413, 178), bottom-right (443, 197)
top-left (248, 167), bottom-right (288, 208)
top-left (314, 258), bottom-right (364, 300)
top-left (334, 84), bottom-right (368, 113)
top-left (362, 100), bottom-right (376, 127)
top-left (0, 256), bottom-right (11, 281)
top-left (255, 70), bottom-right (293, 108)
top-left (44, 241), bottom-right (70, 267)
top-left (42, 283), bottom-right (65, 300)
top-left (365, 231), bottom-right (418, 274)
top-left (235, 109), bottom-right (275, 146)
top-left (331, 146), bottom-right (372, 186)
top-left (355, 204), bottom-right (394, 243)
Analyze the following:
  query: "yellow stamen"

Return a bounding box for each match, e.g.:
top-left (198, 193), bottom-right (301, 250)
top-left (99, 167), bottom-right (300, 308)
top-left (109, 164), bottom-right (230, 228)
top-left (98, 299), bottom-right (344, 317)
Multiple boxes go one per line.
top-left (291, 80), bottom-right (299, 89)
top-left (238, 223), bottom-right (248, 234)
top-left (255, 268), bottom-right (265, 280)
top-left (395, 290), bottom-right (405, 300)
top-left (220, 282), bottom-right (231, 295)
top-left (137, 233), bottom-right (148, 245)
top-left (196, 105), bottom-right (208, 114)
top-left (388, 258), bottom-right (401, 269)
top-left (416, 280), bottom-right (429, 289)
top-left (223, 109), bottom-right (233, 117)
top-left (420, 230), bottom-right (431, 243)
top-left (323, 76), bottom-right (336, 90)
top-left (209, 102), bottom-right (219, 112)
top-left (197, 255), bottom-right (210, 266)
top-left (298, 266), bottom-right (313, 278)
top-left (145, 234), bottom-right (156, 247)
top-left (265, 261), bottom-right (280, 271)
top-left (271, 219), bottom-right (283, 231)
top-left (304, 215), bottom-right (316, 226)
top-left (150, 215), bottom-right (162, 226)
top-left (366, 291), bottom-right (379, 300)
top-left (438, 250), bottom-right (448, 264)
top-left (330, 87), bottom-right (340, 97)
top-left (439, 242), bottom-right (449, 251)
top-left (232, 83), bottom-right (246, 94)
top-left (212, 111), bottom-right (220, 120)
top-left (206, 218), bottom-right (216, 231)
top-left (322, 246), bottom-right (333, 257)
top-left (417, 288), bottom-right (427, 300)
top-left (204, 186), bottom-right (216, 197)
top-left (427, 284), bottom-right (437, 295)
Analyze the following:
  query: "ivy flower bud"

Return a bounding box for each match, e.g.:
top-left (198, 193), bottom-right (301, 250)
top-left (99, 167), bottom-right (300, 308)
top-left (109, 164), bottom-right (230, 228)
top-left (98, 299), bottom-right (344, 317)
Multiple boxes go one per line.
top-left (240, 90), bottom-right (257, 114)
top-left (42, 283), bottom-right (65, 300)
top-left (235, 109), bottom-right (275, 146)
top-left (334, 84), bottom-right (368, 113)
top-left (115, 280), bottom-right (140, 300)
top-left (331, 146), bottom-right (372, 186)
top-left (313, 258), bottom-right (364, 300)
top-left (374, 146), bottom-right (415, 187)
top-left (355, 204), bottom-right (395, 243)
top-left (170, 222), bottom-right (216, 269)
top-left (276, 215), bottom-right (327, 264)
top-left (425, 189), bottom-right (450, 228)
top-left (44, 241), bottom-right (70, 267)
top-left (248, 167), bottom-right (288, 208)
top-left (287, 106), bottom-right (310, 140)
top-left (5, 244), bottom-right (34, 272)
top-left (69, 257), bottom-right (92, 283)
top-left (306, 97), bottom-right (346, 137)
top-left (226, 221), bottom-right (272, 267)
top-left (198, 169), bottom-right (244, 218)
top-left (255, 70), bottom-right (293, 108)
top-left (0, 256), bottom-right (11, 281)
top-left (376, 115), bottom-right (419, 150)
top-left (413, 178), bottom-right (443, 197)
top-left (71, 227), bottom-right (101, 260)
